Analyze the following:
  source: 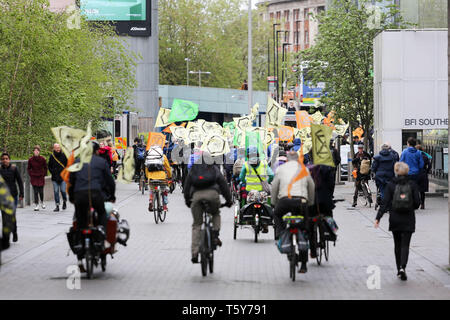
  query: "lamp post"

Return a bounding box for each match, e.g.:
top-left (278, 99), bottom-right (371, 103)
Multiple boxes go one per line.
top-left (281, 42), bottom-right (292, 105)
top-left (185, 58), bottom-right (190, 86)
top-left (276, 30), bottom-right (284, 102)
top-left (248, 0), bottom-right (253, 112)
top-left (272, 23), bottom-right (280, 99)
top-left (189, 70), bottom-right (211, 87)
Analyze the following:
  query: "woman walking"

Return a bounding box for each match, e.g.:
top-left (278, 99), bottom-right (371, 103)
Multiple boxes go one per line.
top-left (374, 162), bottom-right (420, 281)
top-left (415, 145), bottom-right (431, 210)
top-left (27, 145), bottom-right (48, 211)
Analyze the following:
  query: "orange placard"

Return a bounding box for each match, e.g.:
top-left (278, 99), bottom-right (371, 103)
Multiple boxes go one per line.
top-left (323, 111), bottom-right (336, 130)
top-left (278, 126), bottom-right (294, 142)
top-left (115, 137), bottom-right (127, 150)
top-left (146, 132), bottom-right (166, 151)
top-left (353, 127), bottom-right (364, 140)
top-left (163, 122), bottom-right (187, 133)
top-left (295, 111), bottom-right (312, 129)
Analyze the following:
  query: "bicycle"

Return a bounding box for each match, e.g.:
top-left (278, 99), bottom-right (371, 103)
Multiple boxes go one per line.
top-left (138, 168), bottom-right (148, 195)
top-left (199, 201), bottom-right (226, 277)
top-left (311, 214), bottom-right (330, 266)
top-left (356, 177), bottom-right (373, 207)
top-left (281, 215), bottom-right (309, 282)
top-left (148, 180), bottom-right (167, 224)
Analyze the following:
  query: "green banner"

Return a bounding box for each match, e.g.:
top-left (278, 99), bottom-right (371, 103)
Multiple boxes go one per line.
top-left (311, 124), bottom-right (335, 167)
top-left (245, 130), bottom-right (265, 160)
top-left (168, 99), bottom-right (199, 123)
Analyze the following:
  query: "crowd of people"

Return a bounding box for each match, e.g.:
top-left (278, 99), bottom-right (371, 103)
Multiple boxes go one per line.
top-left (0, 132), bottom-right (434, 281)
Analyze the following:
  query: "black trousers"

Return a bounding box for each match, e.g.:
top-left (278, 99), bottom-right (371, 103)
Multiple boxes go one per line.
top-left (392, 231), bottom-right (412, 271)
top-left (33, 186), bottom-right (44, 204)
top-left (74, 190), bottom-right (107, 231)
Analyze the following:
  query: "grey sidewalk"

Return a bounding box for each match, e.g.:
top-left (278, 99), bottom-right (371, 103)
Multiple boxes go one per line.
top-left (0, 181), bottom-right (449, 300)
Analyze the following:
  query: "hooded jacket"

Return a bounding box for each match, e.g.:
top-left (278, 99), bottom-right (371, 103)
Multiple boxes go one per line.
top-left (372, 149), bottom-right (396, 180)
top-left (400, 147), bottom-right (424, 176)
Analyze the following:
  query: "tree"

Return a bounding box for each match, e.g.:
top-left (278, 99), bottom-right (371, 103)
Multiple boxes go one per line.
top-left (159, 0), bottom-right (271, 90)
top-left (0, 0), bottom-right (137, 158)
top-left (299, 0), bottom-right (412, 151)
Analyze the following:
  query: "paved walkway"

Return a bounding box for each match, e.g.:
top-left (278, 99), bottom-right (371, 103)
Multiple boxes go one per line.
top-left (0, 181), bottom-right (449, 300)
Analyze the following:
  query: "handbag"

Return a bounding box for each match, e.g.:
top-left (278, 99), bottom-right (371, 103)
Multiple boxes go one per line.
top-left (251, 165), bottom-right (271, 195)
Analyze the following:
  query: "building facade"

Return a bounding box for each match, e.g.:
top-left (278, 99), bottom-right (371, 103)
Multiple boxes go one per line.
top-left (258, 0), bottom-right (326, 52)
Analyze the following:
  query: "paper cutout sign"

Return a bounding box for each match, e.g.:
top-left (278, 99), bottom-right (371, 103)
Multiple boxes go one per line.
top-left (233, 115), bottom-right (254, 132)
top-left (155, 108), bottom-right (172, 128)
top-left (168, 99), bottom-right (199, 123)
top-left (146, 132), bottom-right (166, 150)
top-left (278, 126), bottom-right (294, 142)
top-left (201, 134), bottom-right (230, 157)
top-left (266, 97), bottom-right (288, 128)
top-left (51, 126), bottom-right (88, 158)
top-left (295, 111), bottom-right (312, 129)
top-left (117, 147), bottom-right (136, 183)
top-left (311, 111), bottom-right (325, 125)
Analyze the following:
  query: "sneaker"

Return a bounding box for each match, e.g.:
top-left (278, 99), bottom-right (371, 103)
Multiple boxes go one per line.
top-left (352, 202), bottom-right (357, 208)
top-left (148, 202), bottom-right (153, 212)
top-left (213, 236), bottom-right (222, 247)
top-left (34, 204), bottom-right (39, 211)
top-left (262, 224), bottom-right (269, 234)
top-left (191, 254), bottom-right (199, 264)
top-left (62, 201), bottom-right (67, 210)
top-left (399, 268), bottom-right (407, 281)
top-left (41, 202), bottom-right (46, 210)
top-left (12, 233), bottom-right (18, 242)
top-left (53, 205), bottom-right (60, 212)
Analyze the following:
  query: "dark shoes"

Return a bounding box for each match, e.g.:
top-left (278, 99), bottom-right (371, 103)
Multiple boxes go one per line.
top-left (299, 263), bottom-right (308, 274)
top-left (420, 204), bottom-right (425, 210)
top-left (2, 236), bottom-right (10, 250)
top-left (352, 202), bottom-right (357, 208)
top-left (191, 254), bottom-right (199, 264)
top-left (12, 233), bottom-right (18, 243)
top-left (212, 231), bottom-right (222, 247)
top-left (399, 268), bottom-right (407, 281)
top-left (62, 201), bottom-right (67, 210)
top-left (54, 206), bottom-right (60, 212)
top-left (262, 224), bottom-right (269, 234)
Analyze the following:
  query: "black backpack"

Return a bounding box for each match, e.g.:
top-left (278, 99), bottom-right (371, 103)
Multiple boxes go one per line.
top-left (391, 182), bottom-right (413, 213)
top-left (190, 163), bottom-right (217, 189)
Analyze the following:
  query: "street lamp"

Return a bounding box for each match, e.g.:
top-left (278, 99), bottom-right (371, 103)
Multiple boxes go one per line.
top-left (185, 58), bottom-right (190, 86)
top-left (281, 42), bottom-right (292, 105)
top-left (189, 70), bottom-right (211, 87)
top-left (272, 23), bottom-right (280, 99)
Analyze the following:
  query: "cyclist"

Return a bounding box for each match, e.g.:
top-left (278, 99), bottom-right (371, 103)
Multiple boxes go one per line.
top-left (145, 144), bottom-right (172, 212)
top-left (271, 151), bottom-right (315, 273)
top-left (0, 175), bottom-right (15, 250)
top-left (352, 145), bottom-right (372, 207)
top-left (238, 146), bottom-right (274, 233)
top-left (68, 141), bottom-right (116, 271)
top-left (184, 151), bottom-right (232, 264)
top-left (133, 138), bottom-right (146, 182)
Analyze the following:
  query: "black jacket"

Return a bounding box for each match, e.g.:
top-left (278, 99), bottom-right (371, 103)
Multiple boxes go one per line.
top-left (376, 176), bottom-right (420, 233)
top-left (48, 151), bottom-right (68, 183)
top-left (184, 165), bottom-right (232, 205)
top-left (0, 164), bottom-right (24, 198)
top-left (417, 152), bottom-right (431, 193)
top-left (309, 165), bottom-right (335, 216)
top-left (69, 155), bottom-right (116, 203)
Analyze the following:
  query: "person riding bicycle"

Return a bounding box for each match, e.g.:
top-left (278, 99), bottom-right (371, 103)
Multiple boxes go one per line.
top-left (371, 143), bottom-right (397, 207)
top-left (133, 138), bottom-right (146, 182)
top-left (352, 145), bottom-right (372, 207)
top-left (145, 144), bottom-right (172, 212)
top-left (271, 151), bottom-right (315, 273)
top-left (183, 151), bottom-right (232, 264)
top-left (0, 175), bottom-right (15, 250)
top-left (68, 141), bottom-right (116, 271)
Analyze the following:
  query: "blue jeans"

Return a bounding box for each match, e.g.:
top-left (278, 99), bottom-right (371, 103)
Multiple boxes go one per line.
top-left (52, 181), bottom-right (67, 205)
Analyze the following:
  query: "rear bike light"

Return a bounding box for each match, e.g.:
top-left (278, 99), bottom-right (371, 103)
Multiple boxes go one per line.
top-left (254, 204), bottom-right (261, 208)
top-left (289, 228), bottom-right (298, 234)
top-left (82, 229), bottom-right (92, 235)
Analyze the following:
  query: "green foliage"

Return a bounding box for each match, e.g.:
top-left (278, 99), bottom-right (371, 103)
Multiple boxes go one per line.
top-left (299, 0), bottom-right (412, 149)
top-left (0, 0), bottom-right (137, 158)
top-left (159, 0), bottom-right (271, 90)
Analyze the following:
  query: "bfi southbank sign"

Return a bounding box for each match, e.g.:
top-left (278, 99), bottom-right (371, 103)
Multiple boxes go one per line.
top-left (404, 118), bottom-right (448, 128)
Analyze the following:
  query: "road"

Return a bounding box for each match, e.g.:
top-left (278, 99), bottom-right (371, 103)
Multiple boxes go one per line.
top-left (0, 181), bottom-right (449, 300)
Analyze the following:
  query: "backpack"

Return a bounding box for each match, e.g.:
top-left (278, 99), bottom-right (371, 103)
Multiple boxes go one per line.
top-left (136, 146), bottom-right (146, 161)
top-left (190, 163), bottom-right (217, 189)
top-left (391, 182), bottom-right (413, 213)
top-left (360, 159), bottom-right (370, 175)
top-left (145, 146), bottom-right (164, 172)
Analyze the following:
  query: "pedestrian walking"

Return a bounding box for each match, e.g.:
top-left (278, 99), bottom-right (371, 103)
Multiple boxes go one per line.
top-left (415, 145), bottom-right (432, 210)
top-left (375, 162), bottom-right (421, 281)
top-left (48, 143), bottom-right (68, 212)
top-left (27, 145), bottom-right (48, 211)
top-left (399, 137), bottom-right (424, 184)
top-left (372, 143), bottom-right (397, 206)
top-left (0, 152), bottom-right (24, 244)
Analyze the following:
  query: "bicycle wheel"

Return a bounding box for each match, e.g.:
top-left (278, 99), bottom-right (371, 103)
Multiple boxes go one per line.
top-left (233, 223), bottom-right (237, 240)
top-left (153, 193), bottom-right (159, 224)
top-left (362, 183), bottom-right (372, 207)
top-left (141, 179), bottom-right (145, 195)
top-left (209, 250), bottom-right (214, 274)
top-left (200, 230), bottom-right (207, 277)
top-left (290, 243), bottom-right (296, 282)
top-left (85, 253), bottom-right (94, 279)
top-left (314, 222), bottom-right (322, 266)
top-left (324, 240), bottom-right (329, 262)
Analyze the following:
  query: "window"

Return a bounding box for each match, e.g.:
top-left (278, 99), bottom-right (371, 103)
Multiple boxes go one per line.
top-left (305, 30), bottom-right (309, 44)
top-left (114, 120), bottom-right (121, 138)
top-left (294, 9), bottom-right (300, 21)
top-left (276, 11), bottom-right (281, 21)
top-left (270, 12), bottom-right (274, 21)
top-left (304, 8), bottom-right (309, 20)
top-left (317, 6), bottom-right (325, 14)
top-left (294, 31), bottom-right (299, 44)
top-left (284, 10), bottom-right (290, 21)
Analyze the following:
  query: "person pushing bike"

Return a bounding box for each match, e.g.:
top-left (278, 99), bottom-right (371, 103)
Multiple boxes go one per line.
top-left (352, 145), bottom-right (372, 207)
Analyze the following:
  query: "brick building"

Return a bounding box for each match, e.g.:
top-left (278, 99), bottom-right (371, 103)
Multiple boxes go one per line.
top-left (258, 0), bottom-right (326, 52)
